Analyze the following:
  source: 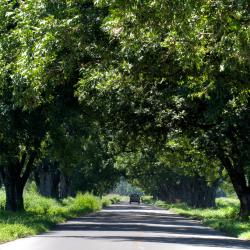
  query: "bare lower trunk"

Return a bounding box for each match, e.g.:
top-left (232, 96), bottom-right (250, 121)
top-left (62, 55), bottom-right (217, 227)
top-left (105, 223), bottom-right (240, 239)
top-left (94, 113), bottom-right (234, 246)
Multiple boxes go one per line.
top-left (0, 171), bottom-right (3, 188)
top-left (238, 193), bottom-right (250, 218)
top-left (5, 178), bottom-right (24, 211)
top-left (219, 152), bottom-right (250, 218)
top-left (59, 174), bottom-right (69, 198)
top-left (34, 162), bottom-right (60, 199)
top-left (2, 152), bottom-right (36, 212)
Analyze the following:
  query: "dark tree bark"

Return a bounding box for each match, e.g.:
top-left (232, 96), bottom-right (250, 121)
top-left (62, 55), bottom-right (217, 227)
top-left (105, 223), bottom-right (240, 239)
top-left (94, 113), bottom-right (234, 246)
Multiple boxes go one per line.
top-left (189, 175), bottom-right (219, 208)
top-left (1, 152), bottom-right (36, 212)
top-left (34, 161), bottom-right (60, 199)
top-left (238, 192), bottom-right (250, 218)
top-left (5, 178), bottom-right (25, 211)
top-left (59, 174), bottom-right (68, 198)
top-left (219, 151), bottom-right (250, 218)
top-left (0, 171), bottom-right (2, 188)
top-left (59, 174), bottom-right (74, 198)
top-left (51, 172), bottom-right (60, 199)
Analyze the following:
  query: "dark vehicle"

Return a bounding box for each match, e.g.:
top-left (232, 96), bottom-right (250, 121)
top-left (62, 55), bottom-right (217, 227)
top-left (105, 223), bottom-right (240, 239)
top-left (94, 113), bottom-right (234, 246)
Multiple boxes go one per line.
top-left (129, 193), bottom-right (140, 204)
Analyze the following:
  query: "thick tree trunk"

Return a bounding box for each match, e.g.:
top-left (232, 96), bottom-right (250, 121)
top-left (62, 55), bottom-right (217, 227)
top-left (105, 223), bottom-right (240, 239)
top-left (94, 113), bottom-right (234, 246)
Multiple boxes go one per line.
top-left (5, 179), bottom-right (24, 211)
top-left (219, 152), bottom-right (250, 218)
top-left (239, 193), bottom-right (250, 218)
top-left (51, 175), bottom-right (60, 199)
top-left (2, 152), bottom-right (36, 212)
top-left (59, 174), bottom-right (69, 198)
top-left (59, 174), bottom-right (75, 198)
top-left (189, 176), bottom-right (218, 208)
top-left (0, 171), bottom-right (3, 188)
top-left (34, 162), bottom-right (60, 199)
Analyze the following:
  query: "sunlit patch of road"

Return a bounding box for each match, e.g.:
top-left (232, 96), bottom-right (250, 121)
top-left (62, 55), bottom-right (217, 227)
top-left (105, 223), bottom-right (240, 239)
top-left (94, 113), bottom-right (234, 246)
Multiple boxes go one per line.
top-left (0, 202), bottom-right (250, 250)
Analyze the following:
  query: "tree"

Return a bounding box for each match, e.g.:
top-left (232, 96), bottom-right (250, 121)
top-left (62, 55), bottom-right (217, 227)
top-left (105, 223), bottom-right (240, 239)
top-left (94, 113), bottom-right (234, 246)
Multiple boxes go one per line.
top-left (0, 1), bottom-right (48, 211)
top-left (47, 116), bottom-right (120, 197)
top-left (115, 135), bottom-right (222, 208)
top-left (77, 0), bottom-right (250, 216)
top-left (34, 159), bottom-right (61, 198)
top-left (0, 0), bottom-right (112, 211)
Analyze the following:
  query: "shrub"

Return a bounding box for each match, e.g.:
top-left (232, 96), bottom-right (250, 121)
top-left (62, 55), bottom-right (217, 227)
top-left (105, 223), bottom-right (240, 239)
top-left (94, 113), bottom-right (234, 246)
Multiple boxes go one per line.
top-left (101, 197), bottom-right (112, 207)
top-left (110, 195), bottom-right (121, 204)
top-left (70, 193), bottom-right (102, 213)
top-left (25, 194), bottom-right (61, 214)
top-left (0, 188), bottom-right (5, 210)
top-left (141, 196), bottom-right (154, 204)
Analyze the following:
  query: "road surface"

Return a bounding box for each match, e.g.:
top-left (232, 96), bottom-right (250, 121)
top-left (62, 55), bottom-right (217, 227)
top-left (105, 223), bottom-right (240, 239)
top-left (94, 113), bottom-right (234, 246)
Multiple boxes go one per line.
top-left (0, 202), bottom-right (250, 250)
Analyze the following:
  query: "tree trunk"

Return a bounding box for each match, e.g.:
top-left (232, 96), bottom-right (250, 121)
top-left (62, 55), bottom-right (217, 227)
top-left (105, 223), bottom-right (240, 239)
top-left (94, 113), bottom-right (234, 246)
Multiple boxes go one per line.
top-left (239, 193), bottom-right (250, 218)
top-left (5, 177), bottom-right (24, 211)
top-left (0, 171), bottom-right (3, 188)
top-left (59, 174), bottom-right (69, 198)
top-left (189, 176), bottom-right (218, 208)
top-left (34, 162), bottom-right (60, 199)
top-left (155, 174), bottom-right (217, 208)
top-left (219, 152), bottom-right (250, 218)
top-left (2, 152), bottom-right (36, 212)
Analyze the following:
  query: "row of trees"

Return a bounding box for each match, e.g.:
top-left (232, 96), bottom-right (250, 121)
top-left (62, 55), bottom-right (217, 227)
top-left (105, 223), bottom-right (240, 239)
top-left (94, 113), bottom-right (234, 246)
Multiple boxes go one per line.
top-left (114, 136), bottom-right (222, 208)
top-left (0, 0), bottom-right (249, 217)
top-left (77, 0), bottom-right (250, 216)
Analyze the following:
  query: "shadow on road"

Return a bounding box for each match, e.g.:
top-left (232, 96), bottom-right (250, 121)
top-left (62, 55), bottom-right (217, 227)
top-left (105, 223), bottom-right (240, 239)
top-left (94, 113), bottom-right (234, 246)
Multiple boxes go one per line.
top-left (42, 203), bottom-right (250, 249)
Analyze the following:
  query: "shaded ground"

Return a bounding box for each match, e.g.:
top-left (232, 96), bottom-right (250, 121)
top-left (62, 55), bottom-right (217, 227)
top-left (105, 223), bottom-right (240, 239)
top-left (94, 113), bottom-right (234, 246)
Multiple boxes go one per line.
top-left (0, 202), bottom-right (250, 250)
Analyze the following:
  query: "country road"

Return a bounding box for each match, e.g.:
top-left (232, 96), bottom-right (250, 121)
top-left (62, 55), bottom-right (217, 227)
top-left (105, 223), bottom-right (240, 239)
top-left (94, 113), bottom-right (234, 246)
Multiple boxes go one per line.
top-left (0, 203), bottom-right (250, 250)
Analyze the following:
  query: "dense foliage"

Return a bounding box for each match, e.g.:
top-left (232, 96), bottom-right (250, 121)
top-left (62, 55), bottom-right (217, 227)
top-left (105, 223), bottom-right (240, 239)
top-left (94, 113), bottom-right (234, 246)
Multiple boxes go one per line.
top-left (0, 0), bottom-right (118, 211)
top-left (77, 0), bottom-right (250, 216)
top-left (0, 0), bottom-right (249, 218)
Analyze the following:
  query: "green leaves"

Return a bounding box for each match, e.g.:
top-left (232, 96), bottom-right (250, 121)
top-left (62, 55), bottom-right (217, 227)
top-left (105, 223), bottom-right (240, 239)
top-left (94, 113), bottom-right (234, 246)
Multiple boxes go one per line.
top-left (0, 0), bottom-right (249, 209)
top-left (0, 0), bottom-right (114, 198)
top-left (75, 0), bottom-right (250, 207)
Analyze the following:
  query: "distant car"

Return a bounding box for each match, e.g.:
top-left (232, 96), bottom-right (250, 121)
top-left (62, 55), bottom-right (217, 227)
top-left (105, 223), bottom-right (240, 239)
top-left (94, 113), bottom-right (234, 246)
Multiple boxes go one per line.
top-left (129, 193), bottom-right (140, 204)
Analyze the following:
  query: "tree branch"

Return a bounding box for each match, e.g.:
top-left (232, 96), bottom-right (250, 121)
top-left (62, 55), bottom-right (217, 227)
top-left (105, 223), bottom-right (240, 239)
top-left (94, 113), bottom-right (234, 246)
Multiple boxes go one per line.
top-left (20, 152), bottom-right (27, 169)
top-left (20, 151), bottom-right (37, 187)
top-left (0, 167), bottom-right (5, 183)
top-left (16, 152), bottom-right (27, 177)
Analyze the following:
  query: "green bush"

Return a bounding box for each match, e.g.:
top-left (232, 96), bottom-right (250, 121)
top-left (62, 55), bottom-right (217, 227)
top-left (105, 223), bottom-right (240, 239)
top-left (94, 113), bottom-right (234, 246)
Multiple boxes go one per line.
top-left (25, 194), bottom-right (62, 214)
top-left (70, 193), bottom-right (102, 213)
top-left (0, 188), bottom-right (5, 210)
top-left (141, 196), bottom-right (154, 204)
top-left (110, 195), bottom-right (121, 204)
top-left (101, 197), bottom-right (112, 207)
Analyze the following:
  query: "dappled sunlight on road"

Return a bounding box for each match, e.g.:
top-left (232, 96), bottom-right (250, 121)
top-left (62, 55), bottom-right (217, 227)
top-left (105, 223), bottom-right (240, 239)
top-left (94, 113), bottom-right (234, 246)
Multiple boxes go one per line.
top-left (0, 202), bottom-right (250, 250)
top-left (103, 204), bottom-right (169, 213)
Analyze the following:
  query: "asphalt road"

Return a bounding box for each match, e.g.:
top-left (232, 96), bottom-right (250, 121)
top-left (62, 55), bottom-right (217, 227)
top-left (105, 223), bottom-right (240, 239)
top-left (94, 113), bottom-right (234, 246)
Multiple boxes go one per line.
top-left (1, 202), bottom-right (250, 250)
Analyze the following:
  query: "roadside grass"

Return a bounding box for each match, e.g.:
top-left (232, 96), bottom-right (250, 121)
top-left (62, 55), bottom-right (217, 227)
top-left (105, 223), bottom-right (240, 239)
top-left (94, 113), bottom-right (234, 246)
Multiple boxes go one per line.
top-left (142, 196), bottom-right (250, 240)
top-left (0, 188), bottom-right (120, 243)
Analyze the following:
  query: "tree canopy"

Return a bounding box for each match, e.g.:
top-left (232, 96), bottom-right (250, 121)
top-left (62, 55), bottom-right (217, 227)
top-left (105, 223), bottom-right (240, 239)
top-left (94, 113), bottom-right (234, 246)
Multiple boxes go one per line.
top-left (0, 0), bottom-right (249, 217)
top-left (77, 0), bottom-right (250, 216)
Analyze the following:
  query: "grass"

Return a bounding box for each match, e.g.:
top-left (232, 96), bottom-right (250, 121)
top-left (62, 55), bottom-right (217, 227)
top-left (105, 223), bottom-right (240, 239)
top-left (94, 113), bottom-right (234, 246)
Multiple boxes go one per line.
top-left (142, 196), bottom-right (250, 240)
top-left (0, 187), bottom-right (120, 243)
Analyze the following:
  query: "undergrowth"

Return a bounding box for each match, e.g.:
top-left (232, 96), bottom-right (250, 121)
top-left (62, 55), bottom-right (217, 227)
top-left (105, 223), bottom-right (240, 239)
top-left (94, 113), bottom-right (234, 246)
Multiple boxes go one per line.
top-left (0, 187), bottom-right (120, 243)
